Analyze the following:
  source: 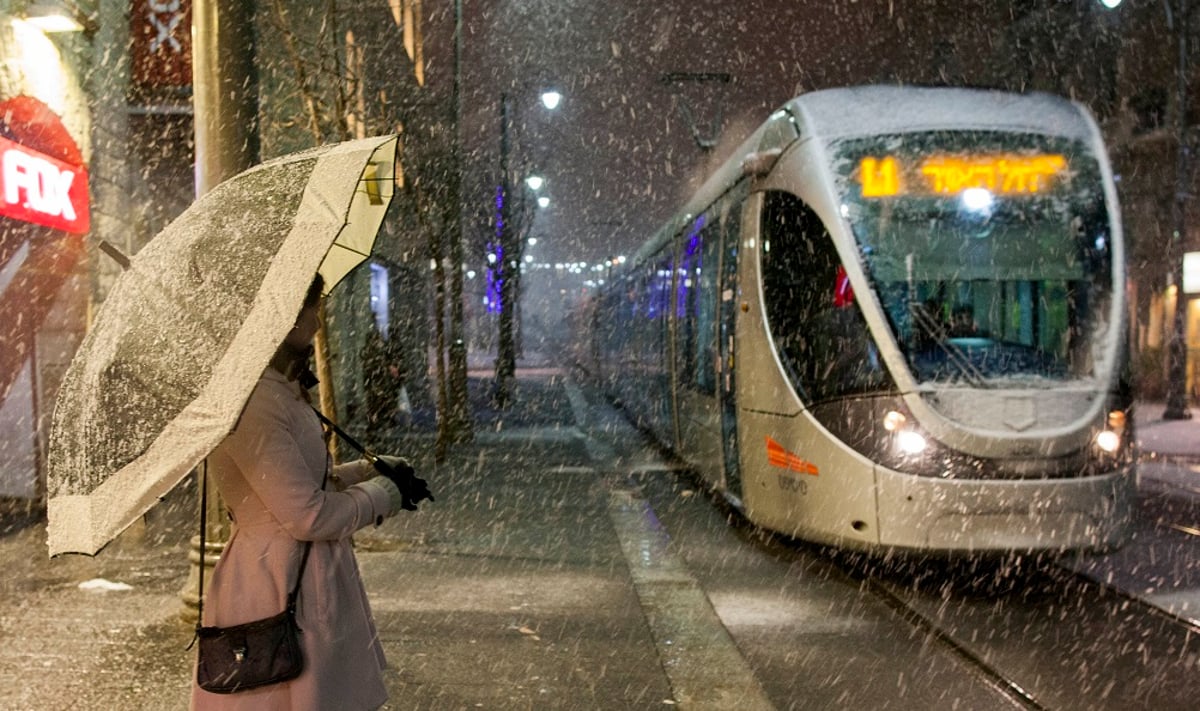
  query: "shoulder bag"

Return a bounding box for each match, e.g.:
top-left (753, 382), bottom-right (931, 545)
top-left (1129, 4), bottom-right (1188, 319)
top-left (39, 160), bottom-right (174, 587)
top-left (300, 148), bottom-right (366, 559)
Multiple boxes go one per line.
top-left (192, 462), bottom-right (326, 694)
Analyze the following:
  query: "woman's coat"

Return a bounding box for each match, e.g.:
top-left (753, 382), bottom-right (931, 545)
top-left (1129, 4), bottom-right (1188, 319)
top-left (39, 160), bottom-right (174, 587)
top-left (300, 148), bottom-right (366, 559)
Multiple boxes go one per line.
top-left (190, 368), bottom-right (395, 711)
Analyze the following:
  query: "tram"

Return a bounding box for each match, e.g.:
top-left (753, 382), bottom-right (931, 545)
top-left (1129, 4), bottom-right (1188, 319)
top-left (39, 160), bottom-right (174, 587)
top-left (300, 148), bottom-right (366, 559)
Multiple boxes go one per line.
top-left (583, 85), bottom-right (1134, 553)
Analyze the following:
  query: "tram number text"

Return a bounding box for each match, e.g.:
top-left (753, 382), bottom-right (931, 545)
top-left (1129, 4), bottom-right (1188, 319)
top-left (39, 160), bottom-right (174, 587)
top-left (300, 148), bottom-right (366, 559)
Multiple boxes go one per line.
top-left (778, 475), bottom-right (808, 495)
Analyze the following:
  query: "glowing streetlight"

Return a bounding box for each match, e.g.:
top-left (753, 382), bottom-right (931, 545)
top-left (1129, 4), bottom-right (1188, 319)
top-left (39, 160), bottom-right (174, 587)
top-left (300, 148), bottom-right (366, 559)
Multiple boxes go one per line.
top-left (541, 90), bottom-right (562, 110)
top-left (525, 175), bottom-right (544, 191)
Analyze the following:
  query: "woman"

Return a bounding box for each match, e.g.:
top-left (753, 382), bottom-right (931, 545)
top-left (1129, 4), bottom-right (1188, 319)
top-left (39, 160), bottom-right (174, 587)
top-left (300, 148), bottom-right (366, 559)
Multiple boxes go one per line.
top-left (191, 275), bottom-right (407, 711)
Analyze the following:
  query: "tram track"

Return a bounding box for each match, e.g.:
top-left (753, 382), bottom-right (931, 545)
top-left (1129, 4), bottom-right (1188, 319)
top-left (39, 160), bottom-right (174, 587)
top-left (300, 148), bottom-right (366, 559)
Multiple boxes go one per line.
top-left (1049, 562), bottom-right (1200, 637)
top-left (848, 554), bottom-right (1200, 711)
top-left (625, 460), bottom-right (1199, 709)
top-left (861, 558), bottom-right (1197, 710)
top-left (577, 376), bottom-right (1199, 708)
top-left (863, 574), bottom-right (1048, 710)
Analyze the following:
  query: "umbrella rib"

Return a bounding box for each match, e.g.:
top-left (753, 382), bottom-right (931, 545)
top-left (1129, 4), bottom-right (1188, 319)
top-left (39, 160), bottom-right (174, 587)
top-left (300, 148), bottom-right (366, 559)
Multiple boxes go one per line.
top-left (333, 243), bottom-right (372, 260)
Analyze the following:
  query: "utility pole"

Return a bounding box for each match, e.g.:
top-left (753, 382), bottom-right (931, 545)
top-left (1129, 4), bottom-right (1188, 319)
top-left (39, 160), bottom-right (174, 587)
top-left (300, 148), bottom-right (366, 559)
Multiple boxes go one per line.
top-left (494, 93), bottom-right (517, 407)
top-left (447, 0), bottom-right (471, 438)
top-left (1164, 0), bottom-right (1194, 420)
top-left (435, 0), bottom-right (472, 456)
top-left (181, 0), bottom-right (260, 620)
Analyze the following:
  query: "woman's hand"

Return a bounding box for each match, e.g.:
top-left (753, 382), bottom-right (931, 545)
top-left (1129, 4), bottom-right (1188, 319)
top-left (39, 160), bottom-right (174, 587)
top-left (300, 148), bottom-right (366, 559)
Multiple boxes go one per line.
top-left (374, 456), bottom-right (434, 511)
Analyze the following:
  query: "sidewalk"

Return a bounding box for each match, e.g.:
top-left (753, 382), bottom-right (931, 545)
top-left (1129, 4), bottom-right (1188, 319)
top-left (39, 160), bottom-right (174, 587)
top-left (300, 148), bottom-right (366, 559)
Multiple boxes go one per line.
top-left (1134, 400), bottom-right (1200, 493)
top-left (0, 363), bottom-right (676, 710)
top-left (1134, 400), bottom-right (1200, 459)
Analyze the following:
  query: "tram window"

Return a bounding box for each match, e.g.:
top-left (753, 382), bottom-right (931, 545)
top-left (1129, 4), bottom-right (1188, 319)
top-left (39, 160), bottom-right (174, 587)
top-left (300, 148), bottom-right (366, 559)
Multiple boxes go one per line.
top-left (653, 255), bottom-right (673, 419)
top-left (675, 217), bottom-right (702, 383)
top-left (761, 191), bottom-right (887, 404)
top-left (675, 212), bottom-right (719, 395)
top-left (638, 264), bottom-right (659, 368)
top-left (834, 130), bottom-right (1112, 385)
top-left (695, 215), bottom-right (721, 394)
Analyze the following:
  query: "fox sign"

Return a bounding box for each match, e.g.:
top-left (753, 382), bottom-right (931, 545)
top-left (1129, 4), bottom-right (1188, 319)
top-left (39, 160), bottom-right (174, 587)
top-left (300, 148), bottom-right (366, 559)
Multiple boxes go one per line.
top-left (0, 135), bottom-right (90, 234)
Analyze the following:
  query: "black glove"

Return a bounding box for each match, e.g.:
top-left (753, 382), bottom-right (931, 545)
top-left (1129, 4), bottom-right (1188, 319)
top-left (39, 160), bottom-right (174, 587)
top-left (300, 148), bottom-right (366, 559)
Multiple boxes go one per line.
top-left (374, 456), bottom-right (434, 511)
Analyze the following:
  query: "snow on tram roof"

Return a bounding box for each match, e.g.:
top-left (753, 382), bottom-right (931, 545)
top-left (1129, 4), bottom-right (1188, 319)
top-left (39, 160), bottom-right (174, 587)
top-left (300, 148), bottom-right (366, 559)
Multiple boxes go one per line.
top-left (619, 85), bottom-right (1098, 274)
top-left (789, 85), bottom-right (1093, 141)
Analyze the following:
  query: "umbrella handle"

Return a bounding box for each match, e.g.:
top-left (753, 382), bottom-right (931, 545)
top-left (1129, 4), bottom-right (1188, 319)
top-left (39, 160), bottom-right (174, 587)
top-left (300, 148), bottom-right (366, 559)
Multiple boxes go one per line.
top-left (310, 406), bottom-right (377, 461)
top-left (98, 240), bottom-right (131, 270)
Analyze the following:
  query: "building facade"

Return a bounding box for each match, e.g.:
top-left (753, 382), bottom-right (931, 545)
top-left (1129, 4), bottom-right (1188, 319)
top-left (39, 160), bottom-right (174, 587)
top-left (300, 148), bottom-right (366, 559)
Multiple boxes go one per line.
top-left (1, 0), bottom-right (435, 511)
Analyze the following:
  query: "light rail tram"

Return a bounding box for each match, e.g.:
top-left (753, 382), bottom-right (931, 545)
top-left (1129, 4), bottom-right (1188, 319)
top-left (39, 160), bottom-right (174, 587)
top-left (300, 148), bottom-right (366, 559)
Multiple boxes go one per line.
top-left (583, 85), bottom-right (1134, 553)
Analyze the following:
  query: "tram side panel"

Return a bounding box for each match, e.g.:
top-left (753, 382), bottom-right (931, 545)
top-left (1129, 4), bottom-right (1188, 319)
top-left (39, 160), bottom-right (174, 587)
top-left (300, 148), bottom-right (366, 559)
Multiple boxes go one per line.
top-left (733, 189), bottom-right (883, 548)
top-left (601, 255), bottom-right (674, 445)
top-left (674, 207), bottom-right (734, 489)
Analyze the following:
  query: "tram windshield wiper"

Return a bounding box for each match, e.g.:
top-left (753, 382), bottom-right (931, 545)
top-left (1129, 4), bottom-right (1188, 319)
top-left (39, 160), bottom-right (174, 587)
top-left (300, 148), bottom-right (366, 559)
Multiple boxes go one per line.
top-left (908, 303), bottom-right (987, 387)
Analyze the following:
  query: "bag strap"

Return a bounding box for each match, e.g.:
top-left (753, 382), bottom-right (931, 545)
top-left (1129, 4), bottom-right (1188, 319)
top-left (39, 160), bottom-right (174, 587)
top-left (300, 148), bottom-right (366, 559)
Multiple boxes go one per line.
top-left (191, 457), bottom-right (328, 638)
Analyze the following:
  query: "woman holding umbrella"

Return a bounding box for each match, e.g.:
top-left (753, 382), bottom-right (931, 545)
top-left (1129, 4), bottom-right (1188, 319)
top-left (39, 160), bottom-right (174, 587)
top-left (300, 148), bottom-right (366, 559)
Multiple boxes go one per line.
top-left (191, 274), bottom-right (417, 710)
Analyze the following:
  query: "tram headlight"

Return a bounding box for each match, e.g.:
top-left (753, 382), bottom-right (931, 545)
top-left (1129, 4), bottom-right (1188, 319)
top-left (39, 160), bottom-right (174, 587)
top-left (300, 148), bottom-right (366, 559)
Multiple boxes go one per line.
top-left (896, 430), bottom-right (928, 455)
top-left (884, 410), bottom-right (927, 455)
top-left (883, 410), bottom-right (906, 432)
top-left (1094, 409), bottom-right (1126, 455)
top-left (1095, 429), bottom-right (1121, 454)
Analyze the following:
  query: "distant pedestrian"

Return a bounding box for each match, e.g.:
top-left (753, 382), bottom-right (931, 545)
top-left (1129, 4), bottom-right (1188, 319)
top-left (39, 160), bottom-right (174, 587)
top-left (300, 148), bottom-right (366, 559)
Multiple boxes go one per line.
top-left (362, 323), bottom-right (405, 429)
top-left (190, 273), bottom-right (424, 711)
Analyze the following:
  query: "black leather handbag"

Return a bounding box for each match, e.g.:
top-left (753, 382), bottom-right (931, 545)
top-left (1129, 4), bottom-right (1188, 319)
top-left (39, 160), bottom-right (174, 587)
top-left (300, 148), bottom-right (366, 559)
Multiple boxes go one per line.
top-left (192, 464), bottom-right (323, 694)
top-left (196, 603), bottom-right (304, 693)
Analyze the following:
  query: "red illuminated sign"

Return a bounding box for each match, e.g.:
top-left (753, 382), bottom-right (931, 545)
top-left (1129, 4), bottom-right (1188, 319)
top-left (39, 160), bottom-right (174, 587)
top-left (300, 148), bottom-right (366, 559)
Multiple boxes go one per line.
top-left (0, 135), bottom-right (90, 234)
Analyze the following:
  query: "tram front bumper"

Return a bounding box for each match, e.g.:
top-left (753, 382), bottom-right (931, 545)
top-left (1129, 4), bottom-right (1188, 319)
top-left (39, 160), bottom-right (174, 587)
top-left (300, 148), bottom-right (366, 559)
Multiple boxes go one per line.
top-left (873, 465), bottom-right (1135, 553)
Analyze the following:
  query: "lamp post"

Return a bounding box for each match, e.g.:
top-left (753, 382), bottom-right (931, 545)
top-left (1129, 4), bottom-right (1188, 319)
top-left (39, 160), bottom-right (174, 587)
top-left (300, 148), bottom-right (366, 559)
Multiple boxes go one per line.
top-left (493, 88), bottom-right (560, 406)
top-left (445, 0), bottom-right (471, 443)
top-left (494, 92), bottom-right (516, 406)
top-left (1164, 0), bottom-right (1195, 419)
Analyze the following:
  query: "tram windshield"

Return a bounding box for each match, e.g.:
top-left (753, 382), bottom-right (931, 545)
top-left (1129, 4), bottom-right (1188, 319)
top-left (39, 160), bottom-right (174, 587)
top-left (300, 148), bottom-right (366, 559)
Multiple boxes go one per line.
top-left (832, 131), bottom-right (1114, 387)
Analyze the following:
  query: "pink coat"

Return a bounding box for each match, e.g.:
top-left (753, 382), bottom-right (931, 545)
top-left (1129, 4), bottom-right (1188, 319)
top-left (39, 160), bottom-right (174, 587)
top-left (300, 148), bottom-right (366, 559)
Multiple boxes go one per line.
top-left (190, 368), bottom-right (395, 711)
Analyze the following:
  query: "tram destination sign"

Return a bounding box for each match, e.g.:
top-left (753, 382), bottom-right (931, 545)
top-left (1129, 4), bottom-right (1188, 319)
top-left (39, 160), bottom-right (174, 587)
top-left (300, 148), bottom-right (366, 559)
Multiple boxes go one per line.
top-left (858, 153), bottom-right (1066, 199)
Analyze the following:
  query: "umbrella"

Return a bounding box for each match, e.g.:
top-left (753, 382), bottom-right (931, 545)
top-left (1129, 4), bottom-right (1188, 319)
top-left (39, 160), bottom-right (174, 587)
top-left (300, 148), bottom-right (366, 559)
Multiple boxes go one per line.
top-left (46, 135), bottom-right (398, 556)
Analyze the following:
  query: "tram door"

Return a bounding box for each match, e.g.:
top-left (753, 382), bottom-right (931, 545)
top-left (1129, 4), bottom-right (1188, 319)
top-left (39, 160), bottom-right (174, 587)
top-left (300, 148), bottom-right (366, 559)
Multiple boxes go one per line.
top-left (718, 195), bottom-right (745, 498)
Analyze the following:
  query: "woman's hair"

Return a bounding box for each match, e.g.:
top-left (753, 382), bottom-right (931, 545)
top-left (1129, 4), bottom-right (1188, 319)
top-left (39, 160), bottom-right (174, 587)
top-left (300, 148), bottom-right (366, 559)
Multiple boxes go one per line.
top-left (303, 273), bottom-right (325, 310)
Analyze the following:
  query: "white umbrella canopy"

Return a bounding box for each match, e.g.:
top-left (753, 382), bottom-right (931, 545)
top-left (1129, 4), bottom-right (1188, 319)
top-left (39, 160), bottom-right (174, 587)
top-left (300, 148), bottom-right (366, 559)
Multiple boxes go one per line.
top-left (46, 135), bottom-right (398, 556)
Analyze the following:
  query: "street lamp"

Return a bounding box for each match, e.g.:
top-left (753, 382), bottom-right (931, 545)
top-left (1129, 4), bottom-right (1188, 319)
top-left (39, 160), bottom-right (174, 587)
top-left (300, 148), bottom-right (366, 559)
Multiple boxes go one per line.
top-left (1163, 0), bottom-right (1195, 419)
top-left (540, 90), bottom-right (562, 110)
top-left (22, 0), bottom-right (89, 33)
top-left (493, 87), bottom-right (560, 406)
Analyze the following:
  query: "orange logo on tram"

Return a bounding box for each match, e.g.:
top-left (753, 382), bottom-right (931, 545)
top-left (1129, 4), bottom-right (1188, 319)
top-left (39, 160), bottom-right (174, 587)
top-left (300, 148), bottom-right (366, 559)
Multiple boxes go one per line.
top-left (766, 437), bottom-right (819, 476)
